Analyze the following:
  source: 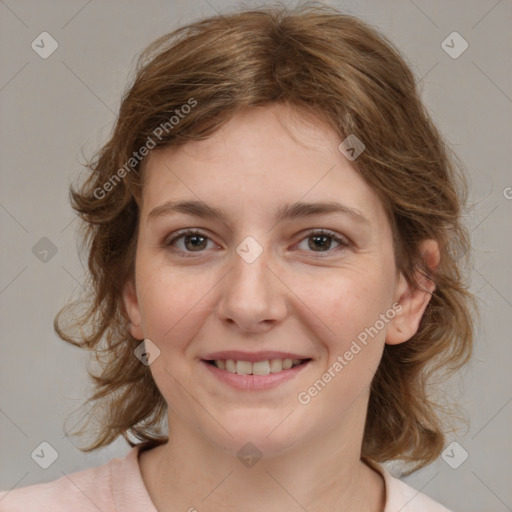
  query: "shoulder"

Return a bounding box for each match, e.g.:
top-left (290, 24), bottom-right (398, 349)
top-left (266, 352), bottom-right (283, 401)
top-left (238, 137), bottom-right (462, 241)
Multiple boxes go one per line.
top-left (0, 461), bottom-right (113, 511)
top-left (384, 474), bottom-right (453, 512)
top-left (364, 458), bottom-right (454, 512)
top-left (0, 444), bottom-right (150, 512)
top-left (0, 443), bottom-right (158, 511)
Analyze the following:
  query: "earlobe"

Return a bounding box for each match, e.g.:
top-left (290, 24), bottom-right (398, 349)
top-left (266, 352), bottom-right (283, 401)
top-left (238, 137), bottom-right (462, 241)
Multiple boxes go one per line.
top-left (386, 239), bottom-right (440, 345)
top-left (123, 278), bottom-right (144, 340)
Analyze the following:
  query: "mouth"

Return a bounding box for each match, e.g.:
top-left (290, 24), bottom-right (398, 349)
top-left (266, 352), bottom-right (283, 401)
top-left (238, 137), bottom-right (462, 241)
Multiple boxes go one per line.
top-left (200, 350), bottom-right (313, 392)
top-left (202, 357), bottom-right (311, 375)
top-left (200, 351), bottom-right (313, 391)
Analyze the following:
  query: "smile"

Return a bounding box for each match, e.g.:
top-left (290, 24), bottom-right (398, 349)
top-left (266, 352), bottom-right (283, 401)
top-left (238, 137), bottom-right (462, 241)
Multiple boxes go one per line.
top-left (205, 358), bottom-right (310, 375)
top-left (201, 355), bottom-right (312, 391)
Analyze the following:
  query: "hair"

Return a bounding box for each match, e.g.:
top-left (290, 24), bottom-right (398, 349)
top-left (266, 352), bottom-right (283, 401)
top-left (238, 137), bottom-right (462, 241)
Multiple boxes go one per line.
top-left (55, 1), bottom-right (476, 474)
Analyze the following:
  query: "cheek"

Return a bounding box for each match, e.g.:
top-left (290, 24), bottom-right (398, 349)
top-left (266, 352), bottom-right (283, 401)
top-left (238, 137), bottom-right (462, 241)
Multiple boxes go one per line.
top-left (293, 273), bottom-right (393, 423)
top-left (294, 267), bottom-right (395, 347)
top-left (135, 260), bottom-right (216, 348)
top-left (135, 264), bottom-right (215, 401)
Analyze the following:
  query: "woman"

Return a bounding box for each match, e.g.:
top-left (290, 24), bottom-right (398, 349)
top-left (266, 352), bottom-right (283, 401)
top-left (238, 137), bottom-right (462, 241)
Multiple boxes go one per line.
top-left (0, 3), bottom-right (474, 511)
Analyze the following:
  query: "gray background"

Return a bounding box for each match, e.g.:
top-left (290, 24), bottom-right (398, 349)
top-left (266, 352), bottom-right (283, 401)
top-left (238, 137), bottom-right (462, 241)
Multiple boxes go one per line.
top-left (0, 0), bottom-right (511, 510)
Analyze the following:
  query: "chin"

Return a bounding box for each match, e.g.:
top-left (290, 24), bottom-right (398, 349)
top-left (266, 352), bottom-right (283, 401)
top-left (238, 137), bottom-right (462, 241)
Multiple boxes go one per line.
top-left (203, 415), bottom-right (305, 460)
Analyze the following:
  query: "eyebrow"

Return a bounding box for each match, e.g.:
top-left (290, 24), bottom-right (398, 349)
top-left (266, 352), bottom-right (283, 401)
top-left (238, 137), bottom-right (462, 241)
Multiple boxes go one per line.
top-left (147, 199), bottom-right (370, 226)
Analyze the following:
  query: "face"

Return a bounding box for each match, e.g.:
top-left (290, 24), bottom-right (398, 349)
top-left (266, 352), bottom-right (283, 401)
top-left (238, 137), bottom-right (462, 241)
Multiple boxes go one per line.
top-left (124, 103), bottom-right (435, 457)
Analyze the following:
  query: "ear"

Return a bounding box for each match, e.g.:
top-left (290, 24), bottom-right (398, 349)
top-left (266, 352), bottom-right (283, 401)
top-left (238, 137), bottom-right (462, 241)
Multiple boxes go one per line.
top-left (123, 277), bottom-right (144, 340)
top-left (386, 239), bottom-right (440, 345)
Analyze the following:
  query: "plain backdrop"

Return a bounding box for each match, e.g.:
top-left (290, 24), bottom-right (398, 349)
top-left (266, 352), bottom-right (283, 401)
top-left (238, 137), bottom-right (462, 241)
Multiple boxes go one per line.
top-left (0, 1), bottom-right (511, 510)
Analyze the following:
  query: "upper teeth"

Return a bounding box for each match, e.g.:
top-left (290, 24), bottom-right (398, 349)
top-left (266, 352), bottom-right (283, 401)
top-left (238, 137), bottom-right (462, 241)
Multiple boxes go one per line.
top-left (214, 358), bottom-right (303, 375)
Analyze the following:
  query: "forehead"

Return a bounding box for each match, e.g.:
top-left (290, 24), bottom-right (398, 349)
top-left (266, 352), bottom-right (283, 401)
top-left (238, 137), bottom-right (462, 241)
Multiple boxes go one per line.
top-left (140, 104), bottom-right (388, 229)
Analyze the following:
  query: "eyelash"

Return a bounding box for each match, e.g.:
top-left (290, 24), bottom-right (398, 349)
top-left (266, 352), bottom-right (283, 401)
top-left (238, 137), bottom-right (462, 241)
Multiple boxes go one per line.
top-left (164, 229), bottom-right (350, 258)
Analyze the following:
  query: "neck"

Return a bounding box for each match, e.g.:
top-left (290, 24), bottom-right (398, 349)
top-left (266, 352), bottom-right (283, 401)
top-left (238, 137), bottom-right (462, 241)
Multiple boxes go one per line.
top-left (139, 394), bottom-right (385, 512)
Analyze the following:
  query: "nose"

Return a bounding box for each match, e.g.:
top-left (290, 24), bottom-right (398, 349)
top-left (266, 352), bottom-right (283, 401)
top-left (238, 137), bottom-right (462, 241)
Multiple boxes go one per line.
top-left (216, 244), bottom-right (288, 333)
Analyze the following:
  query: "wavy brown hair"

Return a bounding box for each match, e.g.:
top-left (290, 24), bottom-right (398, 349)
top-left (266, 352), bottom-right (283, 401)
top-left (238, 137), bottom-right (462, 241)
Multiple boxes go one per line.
top-left (56, 2), bottom-right (476, 474)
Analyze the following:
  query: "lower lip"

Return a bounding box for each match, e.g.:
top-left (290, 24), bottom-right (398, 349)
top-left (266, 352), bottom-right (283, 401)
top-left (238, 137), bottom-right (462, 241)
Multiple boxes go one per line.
top-left (201, 360), bottom-right (311, 391)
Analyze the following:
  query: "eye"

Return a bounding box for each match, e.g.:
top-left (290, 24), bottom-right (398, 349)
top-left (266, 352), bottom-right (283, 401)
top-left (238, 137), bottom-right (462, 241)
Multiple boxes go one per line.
top-left (165, 228), bottom-right (349, 257)
top-left (295, 229), bottom-right (348, 254)
top-left (165, 229), bottom-right (217, 255)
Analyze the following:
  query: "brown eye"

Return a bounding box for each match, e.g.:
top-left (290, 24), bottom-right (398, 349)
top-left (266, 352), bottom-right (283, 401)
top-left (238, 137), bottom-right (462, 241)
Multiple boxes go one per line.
top-left (166, 230), bottom-right (214, 254)
top-left (296, 229), bottom-right (348, 254)
top-left (308, 234), bottom-right (334, 251)
top-left (182, 233), bottom-right (208, 251)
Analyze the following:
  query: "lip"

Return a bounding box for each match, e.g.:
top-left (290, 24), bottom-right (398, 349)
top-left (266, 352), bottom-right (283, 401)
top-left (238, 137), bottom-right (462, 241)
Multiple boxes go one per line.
top-left (201, 350), bottom-right (310, 363)
top-left (200, 358), bottom-right (312, 391)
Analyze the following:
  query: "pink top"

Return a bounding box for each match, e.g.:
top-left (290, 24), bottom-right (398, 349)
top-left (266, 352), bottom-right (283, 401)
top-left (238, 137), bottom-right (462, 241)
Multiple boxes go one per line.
top-left (0, 443), bottom-right (452, 511)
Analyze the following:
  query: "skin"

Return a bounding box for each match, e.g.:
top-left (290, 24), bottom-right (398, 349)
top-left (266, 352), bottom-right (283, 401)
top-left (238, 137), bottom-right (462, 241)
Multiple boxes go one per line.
top-left (123, 103), bottom-right (439, 512)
